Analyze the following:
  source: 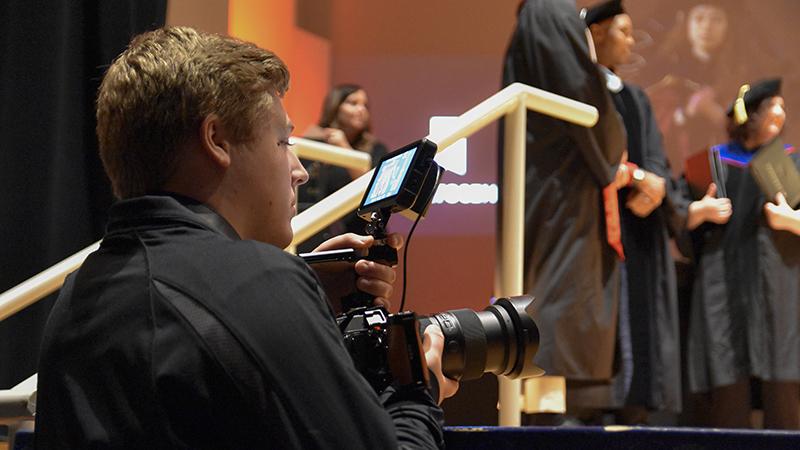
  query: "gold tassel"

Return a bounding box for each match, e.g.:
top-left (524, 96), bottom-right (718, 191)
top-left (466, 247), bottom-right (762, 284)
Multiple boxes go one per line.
top-left (733, 84), bottom-right (750, 125)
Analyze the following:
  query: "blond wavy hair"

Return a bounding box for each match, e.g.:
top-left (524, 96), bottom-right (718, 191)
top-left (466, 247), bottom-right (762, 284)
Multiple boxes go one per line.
top-left (97, 26), bottom-right (289, 198)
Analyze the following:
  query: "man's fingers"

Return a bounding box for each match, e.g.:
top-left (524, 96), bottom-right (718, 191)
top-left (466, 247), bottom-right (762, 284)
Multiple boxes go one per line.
top-left (385, 233), bottom-right (405, 250)
top-left (355, 260), bottom-right (396, 283)
top-left (705, 183), bottom-right (717, 199)
top-left (423, 325), bottom-right (444, 357)
top-left (626, 192), bottom-right (658, 217)
top-left (356, 277), bottom-right (393, 300)
top-left (314, 233), bottom-right (406, 253)
top-left (313, 233), bottom-right (374, 252)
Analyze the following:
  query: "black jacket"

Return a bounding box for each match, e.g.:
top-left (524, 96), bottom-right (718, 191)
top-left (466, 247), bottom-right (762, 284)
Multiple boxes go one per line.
top-left (35, 195), bottom-right (443, 449)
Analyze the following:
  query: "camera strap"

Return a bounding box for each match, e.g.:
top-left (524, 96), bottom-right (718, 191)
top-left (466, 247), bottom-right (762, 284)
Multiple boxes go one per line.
top-left (154, 279), bottom-right (267, 408)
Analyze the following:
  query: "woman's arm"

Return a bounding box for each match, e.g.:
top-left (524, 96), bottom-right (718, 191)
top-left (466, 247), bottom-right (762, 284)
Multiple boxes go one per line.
top-left (687, 183), bottom-right (732, 230)
top-left (765, 192), bottom-right (800, 235)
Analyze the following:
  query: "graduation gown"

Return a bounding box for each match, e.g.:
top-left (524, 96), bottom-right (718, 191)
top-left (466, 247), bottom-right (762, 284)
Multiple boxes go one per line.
top-left (501, 0), bottom-right (626, 380)
top-left (612, 79), bottom-right (682, 412)
top-left (688, 142), bottom-right (800, 393)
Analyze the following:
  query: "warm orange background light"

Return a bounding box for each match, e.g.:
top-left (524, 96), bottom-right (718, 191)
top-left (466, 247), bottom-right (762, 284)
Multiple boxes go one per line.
top-left (228, 0), bottom-right (330, 134)
top-left (226, 0), bottom-right (517, 315)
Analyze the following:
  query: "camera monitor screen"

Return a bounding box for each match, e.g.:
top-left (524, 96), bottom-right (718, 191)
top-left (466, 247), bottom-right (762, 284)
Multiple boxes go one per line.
top-left (358, 139), bottom-right (438, 220)
top-left (362, 147), bottom-right (416, 207)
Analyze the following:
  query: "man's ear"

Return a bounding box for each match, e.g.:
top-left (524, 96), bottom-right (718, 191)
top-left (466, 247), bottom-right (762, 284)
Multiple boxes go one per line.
top-left (589, 23), bottom-right (605, 46)
top-left (200, 114), bottom-right (232, 169)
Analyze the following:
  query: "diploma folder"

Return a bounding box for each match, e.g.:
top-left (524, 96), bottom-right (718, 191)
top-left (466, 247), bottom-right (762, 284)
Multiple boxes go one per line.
top-left (750, 138), bottom-right (800, 208)
top-left (684, 146), bottom-right (728, 199)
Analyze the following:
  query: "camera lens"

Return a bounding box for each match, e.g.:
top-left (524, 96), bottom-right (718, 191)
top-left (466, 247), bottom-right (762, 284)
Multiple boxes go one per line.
top-left (418, 295), bottom-right (542, 381)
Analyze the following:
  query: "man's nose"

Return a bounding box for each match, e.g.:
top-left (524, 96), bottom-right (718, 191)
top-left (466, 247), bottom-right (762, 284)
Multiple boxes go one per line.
top-left (290, 152), bottom-right (309, 186)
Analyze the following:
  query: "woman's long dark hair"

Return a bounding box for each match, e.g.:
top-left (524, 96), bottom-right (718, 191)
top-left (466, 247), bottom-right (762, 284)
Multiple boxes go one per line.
top-left (317, 83), bottom-right (377, 152)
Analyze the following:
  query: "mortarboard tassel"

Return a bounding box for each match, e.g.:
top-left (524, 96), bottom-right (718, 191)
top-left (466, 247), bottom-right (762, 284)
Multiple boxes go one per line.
top-left (733, 84), bottom-right (750, 125)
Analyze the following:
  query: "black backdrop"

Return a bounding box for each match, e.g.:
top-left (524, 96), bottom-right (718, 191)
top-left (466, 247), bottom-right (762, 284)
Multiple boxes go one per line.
top-left (0, 0), bottom-right (166, 388)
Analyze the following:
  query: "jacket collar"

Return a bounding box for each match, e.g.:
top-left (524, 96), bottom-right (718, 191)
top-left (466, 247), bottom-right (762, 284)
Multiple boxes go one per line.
top-left (600, 65), bottom-right (624, 93)
top-left (106, 193), bottom-right (241, 240)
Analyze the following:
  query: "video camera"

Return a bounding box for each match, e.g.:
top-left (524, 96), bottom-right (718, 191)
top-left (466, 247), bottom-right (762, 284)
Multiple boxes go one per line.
top-left (302, 138), bottom-right (541, 394)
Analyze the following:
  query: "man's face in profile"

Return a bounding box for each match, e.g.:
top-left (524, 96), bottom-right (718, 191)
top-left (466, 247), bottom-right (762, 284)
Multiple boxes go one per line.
top-left (226, 95), bottom-right (308, 248)
top-left (594, 14), bottom-right (635, 70)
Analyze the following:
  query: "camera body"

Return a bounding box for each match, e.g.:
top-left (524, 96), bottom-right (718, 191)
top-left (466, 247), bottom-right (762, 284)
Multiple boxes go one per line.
top-left (337, 308), bottom-right (428, 393)
top-left (336, 294), bottom-right (543, 394)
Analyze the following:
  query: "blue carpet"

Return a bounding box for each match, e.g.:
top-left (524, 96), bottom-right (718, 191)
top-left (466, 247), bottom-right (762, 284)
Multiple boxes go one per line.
top-left (444, 425), bottom-right (800, 449)
top-left (15, 425), bottom-right (800, 448)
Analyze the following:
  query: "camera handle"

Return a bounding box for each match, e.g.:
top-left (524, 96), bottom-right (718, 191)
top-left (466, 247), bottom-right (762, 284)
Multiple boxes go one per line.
top-left (341, 209), bottom-right (398, 310)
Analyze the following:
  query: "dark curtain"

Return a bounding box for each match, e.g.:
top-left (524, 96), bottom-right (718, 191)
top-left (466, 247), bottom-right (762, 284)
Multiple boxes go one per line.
top-left (0, 0), bottom-right (166, 388)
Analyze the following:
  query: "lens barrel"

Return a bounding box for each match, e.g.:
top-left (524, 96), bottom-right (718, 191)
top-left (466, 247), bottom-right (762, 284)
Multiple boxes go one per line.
top-left (418, 295), bottom-right (541, 381)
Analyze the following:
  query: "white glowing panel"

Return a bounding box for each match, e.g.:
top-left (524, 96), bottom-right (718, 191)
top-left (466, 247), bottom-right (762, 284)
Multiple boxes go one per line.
top-left (429, 116), bottom-right (467, 176)
top-left (432, 183), bottom-right (498, 205)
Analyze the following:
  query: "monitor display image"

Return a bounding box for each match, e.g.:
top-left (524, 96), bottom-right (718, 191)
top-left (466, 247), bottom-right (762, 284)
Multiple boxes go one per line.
top-left (362, 146), bottom-right (417, 207)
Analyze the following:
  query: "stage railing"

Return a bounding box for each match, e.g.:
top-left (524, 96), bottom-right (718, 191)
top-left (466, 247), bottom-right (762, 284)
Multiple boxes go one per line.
top-left (0, 82), bottom-right (598, 426)
top-left (0, 139), bottom-right (368, 324)
top-left (290, 136), bottom-right (372, 172)
top-left (0, 242), bottom-right (101, 323)
top-left (289, 83), bottom-right (597, 425)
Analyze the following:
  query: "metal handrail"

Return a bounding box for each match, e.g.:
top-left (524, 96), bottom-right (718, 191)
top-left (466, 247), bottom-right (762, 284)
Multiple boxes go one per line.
top-left (0, 140), bottom-right (373, 425)
top-left (290, 82), bottom-right (597, 246)
top-left (290, 137), bottom-right (372, 171)
top-left (0, 82), bottom-right (598, 426)
top-left (0, 373), bottom-right (37, 420)
top-left (0, 242), bottom-right (101, 322)
top-left (0, 141), bottom-right (370, 323)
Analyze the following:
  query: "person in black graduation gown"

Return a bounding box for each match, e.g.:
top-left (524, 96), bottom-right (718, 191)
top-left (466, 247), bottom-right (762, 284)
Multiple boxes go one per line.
top-left (585, 0), bottom-right (682, 422)
top-left (501, 0), bottom-right (627, 413)
top-left (687, 78), bottom-right (800, 429)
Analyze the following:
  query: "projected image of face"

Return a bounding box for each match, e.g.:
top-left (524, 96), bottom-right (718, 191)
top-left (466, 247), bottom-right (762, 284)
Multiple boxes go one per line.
top-left (687, 4), bottom-right (728, 60)
top-left (364, 148), bottom-right (416, 206)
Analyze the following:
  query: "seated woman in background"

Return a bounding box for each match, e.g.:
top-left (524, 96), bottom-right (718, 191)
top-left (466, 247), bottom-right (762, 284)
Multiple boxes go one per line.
top-left (297, 84), bottom-right (388, 252)
top-left (686, 78), bottom-right (800, 429)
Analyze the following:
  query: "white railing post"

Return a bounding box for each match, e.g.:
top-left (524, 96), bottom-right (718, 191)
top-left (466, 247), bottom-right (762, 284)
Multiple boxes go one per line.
top-left (496, 98), bottom-right (527, 426)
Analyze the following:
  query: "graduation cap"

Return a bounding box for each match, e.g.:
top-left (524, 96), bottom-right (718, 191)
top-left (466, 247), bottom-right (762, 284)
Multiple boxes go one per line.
top-left (728, 78), bottom-right (782, 125)
top-left (581, 0), bottom-right (625, 26)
